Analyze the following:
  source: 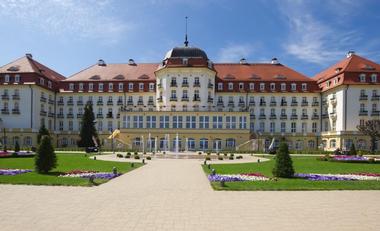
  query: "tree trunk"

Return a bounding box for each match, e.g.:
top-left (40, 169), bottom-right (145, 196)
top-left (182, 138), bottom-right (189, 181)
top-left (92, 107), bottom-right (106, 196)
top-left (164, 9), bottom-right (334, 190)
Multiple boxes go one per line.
top-left (370, 136), bottom-right (376, 154)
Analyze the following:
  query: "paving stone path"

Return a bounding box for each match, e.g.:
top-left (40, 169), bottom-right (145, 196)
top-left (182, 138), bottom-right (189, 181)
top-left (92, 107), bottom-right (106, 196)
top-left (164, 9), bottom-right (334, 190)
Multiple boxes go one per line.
top-left (1, 158), bottom-right (380, 231)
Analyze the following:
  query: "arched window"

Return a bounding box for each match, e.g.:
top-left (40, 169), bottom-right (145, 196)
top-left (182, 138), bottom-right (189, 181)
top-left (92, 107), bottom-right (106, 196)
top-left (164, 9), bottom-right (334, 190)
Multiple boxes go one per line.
top-left (213, 139), bottom-right (222, 151)
top-left (172, 137), bottom-right (182, 152)
top-left (357, 139), bottom-right (367, 150)
top-left (23, 136), bottom-right (32, 146)
top-left (13, 136), bottom-right (19, 146)
top-left (199, 138), bottom-right (208, 151)
top-left (330, 139), bottom-right (336, 149)
top-left (187, 138), bottom-right (195, 151)
top-left (226, 138), bottom-right (236, 149)
top-left (308, 140), bottom-right (315, 149)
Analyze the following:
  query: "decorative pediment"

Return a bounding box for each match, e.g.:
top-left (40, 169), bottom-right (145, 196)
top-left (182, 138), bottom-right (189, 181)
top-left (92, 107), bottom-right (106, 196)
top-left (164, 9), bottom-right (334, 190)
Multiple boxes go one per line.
top-left (249, 74), bottom-right (261, 79)
top-left (113, 74), bottom-right (125, 80)
top-left (274, 74), bottom-right (286, 79)
top-left (7, 66), bottom-right (20, 71)
top-left (89, 75), bottom-right (101, 80)
top-left (224, 74), bottom-right (236, 80)
top-left (138, 74), bottom-right (150, 80)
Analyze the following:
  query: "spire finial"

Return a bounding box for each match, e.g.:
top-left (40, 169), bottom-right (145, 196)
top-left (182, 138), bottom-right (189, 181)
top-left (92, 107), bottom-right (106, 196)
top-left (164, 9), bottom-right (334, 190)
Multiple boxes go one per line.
top-left (184, 16), bottom-right (189, 47)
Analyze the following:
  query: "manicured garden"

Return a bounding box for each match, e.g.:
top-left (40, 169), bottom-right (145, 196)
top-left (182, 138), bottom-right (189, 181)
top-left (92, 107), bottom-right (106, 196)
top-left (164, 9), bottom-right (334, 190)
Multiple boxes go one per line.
top-left (0, 153), bottom-right (142, 186)
top-left (203, 156), bottom-right (380, 190)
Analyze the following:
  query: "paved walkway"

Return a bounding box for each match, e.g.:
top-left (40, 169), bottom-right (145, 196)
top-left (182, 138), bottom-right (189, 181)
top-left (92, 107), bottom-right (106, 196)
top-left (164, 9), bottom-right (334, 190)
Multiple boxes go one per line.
top-left (1, 159), bottom-right (380, 231)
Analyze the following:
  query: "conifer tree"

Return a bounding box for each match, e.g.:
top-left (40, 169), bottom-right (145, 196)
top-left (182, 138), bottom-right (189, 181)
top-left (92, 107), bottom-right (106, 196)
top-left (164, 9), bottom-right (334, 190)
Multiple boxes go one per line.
top-left (272, 142), bottom-right (294, 178)
top-left (78, 103), bottom-right (99, 147)
top-left (349, 143), bottom-right (357, 156)
top-left (37, 124), bottom-right (50, 144)
top-left (14, 140), bottom-right (20, 152)
top-left (35, 135), bottom-right (57, 173)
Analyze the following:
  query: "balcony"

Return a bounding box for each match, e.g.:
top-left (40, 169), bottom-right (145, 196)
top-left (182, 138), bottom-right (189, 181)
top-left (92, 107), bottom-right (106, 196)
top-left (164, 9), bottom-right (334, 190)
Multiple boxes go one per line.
top-left (359, 95), bottom-right (368, 101)
top-left (97, 101), bottom-right (103, 106)
top-left (312, 114), bottom-right (319, 120)
top-left (57, 113), bottom-right (64, 118)
top-left (322, 113), bottom-right (329, 119)
top-left (270, 102), bottom-right (277, 107)
top-left (372, 95), bottom-right (380, 101)
top-left (269, 114), bottom-right (277, 120)
top-left (228, 102), bottom-right (235, 107)
top-left (40, 96), bottom-right (47, 102)
top-left (250, 114), bottom-right (256, 119)
top-left (290, 114), bottom-right (298, 120)
top-left (127, 100), bottom-right (134, 106)
top-left (371, 111), bottom-right (380, 116)
top-left (312, 101), bottom-right (319, 106)
top-left (301, 114), bottom-right (309, 120)
top-left (217, 101), bottom-right (224, 106)
top-left (47, 112), bottom-right (54, 118)
top-left (301, 101), bottom-right (309, 106)
top-left (259, 114), bottom-right (266, 120)
top-left (77, 114), bottom-right (83, 118)
top-left (280, 102), bottom-right (287, 106)
top-left (86, 101), bottom-right (93, 105)
top-left (208, 97), bottom-right (214, 103)
top-left (107, 100), bottom-right (113, 106)
top-left (208, 83), bottom-right (213, 89)
top-left (181, 82), bottom-right (189, 88)
top-left (359, 110), bottom-right (368, 116)
top-left (290, 101), bottom-right (298, 106)
top-left (330, 112), bottom-right (337, 120)
top-left (249, 101), bottom-right (255, 107)
top-left (193, 97), bottom-right (201, 102)
top-left (169, 97), bottom-right (177, 102)
top-left (170, 82), bottom-right (177, 87)
top-left (12, 109), bottom-right (20, 114)
top-left (117, 100), bottom-right (123, 106)
top-left (193, 82), bottom-right (200, 88)
top-left (137, 100), bottom-right (144, 106)
top-left (1, 109), bottom-right (9, 114)
top-left (67, 113), bottom-right (74, 118)
top-left (57, 100), bottom-right (64, 106)
top-left (1, 94), bottom-right (9, 100)
top-left (96, 114), bottom-right (104, 119)
top-left (40, 111), bottom-right (47, 116)
top-left (259, 101), bottom-right (266, 106)
top-left (181, 97), bottom-right (189, 102)
top-left (238, 101), bottom-right (245, 107)
top-left (147, 100), bottom-right (154, 106)
top-left (106, 113), bottom-right (113, 118)
top-left (67, 100), bottom-right (74, 106)
top-left (116, 113), bottom-right (120, 119)
top-left (77, 100), bottom-right (83, 106)
top-left (12, 94), bottom-right (20, 100)
top-left (280, 114), bottom-right (287, 120)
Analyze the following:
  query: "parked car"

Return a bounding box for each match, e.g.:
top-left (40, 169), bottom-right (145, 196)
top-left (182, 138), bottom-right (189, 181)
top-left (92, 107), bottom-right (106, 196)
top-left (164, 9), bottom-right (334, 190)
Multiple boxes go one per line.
top-left (85, 147), bottom-right (98, 153)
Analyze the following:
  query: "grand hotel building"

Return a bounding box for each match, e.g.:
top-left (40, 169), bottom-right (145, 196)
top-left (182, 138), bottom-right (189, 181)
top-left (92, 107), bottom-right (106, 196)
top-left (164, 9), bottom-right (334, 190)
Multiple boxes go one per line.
top-left (0, 43), bottom-right (379, 152)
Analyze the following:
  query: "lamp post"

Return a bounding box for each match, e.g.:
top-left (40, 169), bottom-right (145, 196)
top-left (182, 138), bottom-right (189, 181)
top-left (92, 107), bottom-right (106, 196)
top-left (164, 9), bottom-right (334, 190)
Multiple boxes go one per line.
top-left (0, 119), bottom-right (6, 152)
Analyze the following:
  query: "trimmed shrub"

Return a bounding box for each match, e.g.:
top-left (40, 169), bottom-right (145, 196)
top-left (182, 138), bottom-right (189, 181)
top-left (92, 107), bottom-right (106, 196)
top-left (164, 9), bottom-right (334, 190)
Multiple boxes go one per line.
top-left (205, 157), bottom-right (211, 161)
top-left (272, 142), bottom-right (294, 178)
top-left (134, 152), bottom-right (138, 155)
top-left (224, 153), bottom-right (228, 157)
top-left (218, 156), bottom-right (223, 160)
top-left (146, 156), bottom-right (152, 160)
top-left (134, 155), bottom-right (140, 159)
top-left (127, 152), bottom-right (131, 155)
top-left (14, 141), bottom-right (20, 153)
top-left (198, 151), bottom-right (202, 155)
top-left (125, 155), bottom-right (130, 159)
top-left (116, 153), bottom-right (123, 158)
top-left (236, 155), bottom-right (243, 159)
top-left (228, 156), bottom-right (234, 160)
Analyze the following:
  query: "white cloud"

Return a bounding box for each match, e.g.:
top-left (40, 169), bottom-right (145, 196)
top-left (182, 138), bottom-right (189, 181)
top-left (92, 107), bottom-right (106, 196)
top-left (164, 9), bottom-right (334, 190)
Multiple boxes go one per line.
top-left (217, 44), bottom-right (254, 62)
top-left (0, 0), bottom-right (132, 43)
top-left (279, 0), bottom-right (359, 65)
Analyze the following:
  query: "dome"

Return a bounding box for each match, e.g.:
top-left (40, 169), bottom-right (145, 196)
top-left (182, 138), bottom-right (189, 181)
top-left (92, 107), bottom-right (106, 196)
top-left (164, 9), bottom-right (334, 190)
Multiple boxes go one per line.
top-left (164, 46), bottom-right (208, 60)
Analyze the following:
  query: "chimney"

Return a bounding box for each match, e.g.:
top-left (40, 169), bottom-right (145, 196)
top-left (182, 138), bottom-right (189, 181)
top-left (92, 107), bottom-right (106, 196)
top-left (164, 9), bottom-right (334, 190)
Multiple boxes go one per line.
top-left (346, 51), bottom-right (355, 58)
top-left (271, 57), bottom-right (279, 64)
top-left (128, 59), bottom-right (136, 65)
top-left (26, 53), bottom-right (33, 59)
top-left (239, 58), bottom-right (247, 64)
top-left (97, 59), bottom-right (106, 66)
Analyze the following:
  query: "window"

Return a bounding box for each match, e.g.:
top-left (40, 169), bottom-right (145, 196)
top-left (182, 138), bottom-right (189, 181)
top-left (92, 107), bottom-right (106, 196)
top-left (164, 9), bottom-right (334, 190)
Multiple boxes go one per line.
top-left (48, 81), bottom-right (52, 89)
top-left (108, 121), bottom-right (113, 131)
top-left (280, 122), bottom-right (286, 133)
top-left (249, 83), bottom-right (254, 90)
top-left (226, 138), bottom-right (236, 149)
top-left (160, 116), bottom-right (169, 128)
top-left (133, 116), bottom-right (143, 128)
top-left (79, 83), bottom-right (84, 91)
top-left (270, 83), bottom-right (275, 91)
top-left (182, 90), bottom-right (188, 99)
top-left (199, 138), bottom-right (208, 150)
top-left (326, 81), bottom-right (331, 88)
top-left (228, 82), bottom-right (234, 90)
top-left (371, 74), bottom-right (377, 83)
top-left (15, 74), bottom-right (20, 83)
top-left (280, 83), bottom-right (286, 91)
top-left (185, 116), bottom-right (196, 129)
top-left (359, 74), bottom-right (366, 82)
top-left (194, 77), bottom-right (200, 85)
top-left (212, 116), bottom-right (223, 129)
top-left (239, 82), bottom-right (244, 90)
top-left (291, 83), bottom-right (296, 91)
top-left (330, 139), bottom-right (336, 148)
top-left (360, 103), bottom-right (365, 112)
top-left (291, 122), bottom-right (296, 133)
top-left (146, 116), bottom-right (156, 128)
top-left (98, 83), bottom-right (104, 91)
top-left (69, 83), bottom-right (74, 91)
top-left (302, 83), bottom-right (307, 91)
top-left (239, 116), bottom-right (247, 129)
top-left (302, 122), bottom-right (307, 133)
top-left (182, 58), bottom-right (188, 65)
top-left (312, 122), bottom-right (317, 133)
top-left (226, 116), bottom-right (236, 129)
top-left (218, 82), bottom-right (223, 90)
top-left (123, 116), bottom-right (130, 128)
top-left (89, 83), bottom-right (93, 91)
top-left (260, 83), bottom-right (265, 91)
top-left (199, 116), bottom-right (209, 129)
top-left (194, 90), bottom-right (200, 100)
top-left (68, 121), bottom-right (73, 131)
top-left (128, 83), bottom-right (134, 91)
top-left (372, 103), bottom-right (377, 112)
top-left (40, 78), bottom-right (44, 85)
top-left (59, 121), bottom-right (64, 131)
top-left (259, 122), bottom-right (265, 132)
top-left (172, 116), bottom-right (183, 129)
top-left (149, 83), bottom-right (154, 91)
top-left (139, 83), bottom-right (144, 91)
top-left (5, 74), bottom-right (10, 82)
top-left (108, 83), bottom-right (113, 91)
top-left (270, 122), bottom-right (275, 133)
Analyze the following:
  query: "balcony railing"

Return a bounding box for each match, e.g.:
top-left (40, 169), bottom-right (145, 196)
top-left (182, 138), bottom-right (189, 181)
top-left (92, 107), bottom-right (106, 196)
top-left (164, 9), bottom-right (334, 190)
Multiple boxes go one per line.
top-left (193, 82), bottom-right (200, 87)
top-left (147, 101), bottom-right (155, 106)
top-left (181, 97), bottom-right (189, 102)
top-left (250, 114), bottom-right (256, 119)
top-left (291, 101), bottom-right (298, 106)
top-left (137, 101), bottom-right (144, 105)
top-left (312, 101), bottom-right (319, 106)
top-left (372, 95), bottom-right (380, 101)
top-left (107, 101), bottom-right (113, 106)
top-left (40, 96), bottom-right (47, 102)
top-left (259, 114), bottom-right (266, 120)
top-left (40, 111), bottom-right (47, 116)
top-left (181, 82), bottom-right (189, 87)
top-left (97, 101), bottom-right (103, 106)
top-left (48, 99), bottom-right (55, 104)
top-left (321, 113), bottom-right (329, 118)
top-left (270, 102), bottom-right (277, 106)
top-left (170, 82), bottom-right (177, 87)
top-left (193, 97), bottom-right (201, 102)
top-left (238, 102), bottom-right (245, 107)
top-left (67, 113), bottom-right (74, 118)
top-left (359, 110), bottom-right (368, 116)
top-left (259, 102), bottom-right (266, 106)
top-left (1, 94), bottom-right (9, 100)
top-left (12, 109), bottom-right (20, 114)
top-left (169, 97), bottom-right (177, 102)
top-left (301, 101), bottom-right (309, 106)
top-left (359, 95), bottom-right (368, 101)
top-left (217, 101), bottom-right (224, 106)
top-left (77, 114), bottom-right (83, 118)
top-left (106, 113), bottom-right (113, 118)
top-left (57, 113), bottom-right (64, 118)
top-left (117, 100), bottom-right (123, 106)
top-left (12, 95), bottom-right (20, 100)
top-left (77, 101), bottom-right (83, 106)
top-left (208, 83), bottom-right (213, 89)
top-left (371, 111), bottom-right (380, 116)
top-left (96, 114), bottom-right (104, 119)
top-left (1, 109), bottom-right (9, 114)
top-left (249, 101), bottom-right (255, 107)
top-left (228, 102), bottom-right (234, 107)
top-left (208, 97), bottom-right (214, 103)
top-left (301, 114), bottom-right (309, 120)
top-left (280, 102), bottom-right (287, 106)
top-left (290, 114), bottom-right (298, 120)
top-left (312, 114), bottom-right (319, 120)
top-left (127, 100), bottom-right (134, 106)
top-left (86, 101), bottom-right (93, 105)
top-left (280, 114), bottom-right (287, 120)
top-left (48, 112), bottom-right (55, 118)
top-left (269, 114), bottom-right (277, 120)
top-left (57, 101), bottom-right (64, 106)
top-left (67, 100), bottom-right (74, 106)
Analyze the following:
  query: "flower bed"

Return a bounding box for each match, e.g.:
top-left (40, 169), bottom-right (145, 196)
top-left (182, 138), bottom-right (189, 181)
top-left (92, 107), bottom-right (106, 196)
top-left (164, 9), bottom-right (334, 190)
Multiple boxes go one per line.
top-left (208, 173), bottom-right (269, 182)
top-left (333, 155), bottom-right (368, 161)
top-left (0, 151), bottom-right (35, 158)
top-left (59, 170), bottom-right (121, 180)
top-left (295, 173), bottom-right (380, 181)
top-left (0, 169), bottom-right (32, 175)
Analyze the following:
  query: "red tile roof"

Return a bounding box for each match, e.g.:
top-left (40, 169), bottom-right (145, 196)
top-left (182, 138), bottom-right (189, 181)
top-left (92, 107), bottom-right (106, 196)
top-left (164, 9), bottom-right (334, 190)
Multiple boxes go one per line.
top-left (0, 55), bottom-right (66, 81)
top-left (65, 63), bottom-right (158, 82)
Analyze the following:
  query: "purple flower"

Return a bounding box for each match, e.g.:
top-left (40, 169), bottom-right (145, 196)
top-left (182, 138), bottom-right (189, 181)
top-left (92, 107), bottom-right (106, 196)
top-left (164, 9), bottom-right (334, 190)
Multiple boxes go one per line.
top-left (0, 169), bottom-right (32, 176)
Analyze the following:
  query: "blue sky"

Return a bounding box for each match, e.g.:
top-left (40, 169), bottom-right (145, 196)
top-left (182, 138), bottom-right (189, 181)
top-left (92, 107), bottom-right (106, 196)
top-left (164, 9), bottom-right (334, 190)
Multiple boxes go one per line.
top-left (0, 0), bottom-right (380, 77)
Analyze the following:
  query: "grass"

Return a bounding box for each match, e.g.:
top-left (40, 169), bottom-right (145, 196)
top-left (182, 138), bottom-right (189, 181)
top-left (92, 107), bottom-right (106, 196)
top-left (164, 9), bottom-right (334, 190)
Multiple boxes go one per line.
top-left (203, 157), bottom-right (380, 190)
top-left (0, 153), bottom-right (142, 186)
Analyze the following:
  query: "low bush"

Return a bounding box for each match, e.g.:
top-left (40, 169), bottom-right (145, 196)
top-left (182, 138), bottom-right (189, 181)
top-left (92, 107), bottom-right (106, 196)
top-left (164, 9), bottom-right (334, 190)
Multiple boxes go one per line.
top-left (134, 152), bottom-right (138, 155)
top-left (218, 157), bottom-right (223, 160)
top-left (216, 152), bottom-right (220, 156)
top-left (207, 152), bottom-right (211, 155)
top-left (198, 151), bottom-right (202, 155)
top-left (127, 152), bottom-right (131, 155)
top-left (236, 155), bottom-right (243, 159)
top-left (228, 156), bottom-right (234, 160)
top-left (224, 153), bottom-right (228, 157)
top-left (116, 153), bottom-right (123, 158)
top-left (230, 153), bottom-right (234, 157)
top-left (205, 157), bottom-right (211, 161)
top-left (125, 155), bottom-right (130, 159)
top-left (146, 156), bottom-right (152, 160)
top-left (134, 155), bottom-right (140, 159)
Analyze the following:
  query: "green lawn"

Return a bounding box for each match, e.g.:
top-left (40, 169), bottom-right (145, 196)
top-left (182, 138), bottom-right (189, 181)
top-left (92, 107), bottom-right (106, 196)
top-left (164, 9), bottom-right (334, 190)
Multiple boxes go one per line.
top-left (0, 153), bottom-right (142, 186)
top-left (203, 157), bottom-right (380, 190)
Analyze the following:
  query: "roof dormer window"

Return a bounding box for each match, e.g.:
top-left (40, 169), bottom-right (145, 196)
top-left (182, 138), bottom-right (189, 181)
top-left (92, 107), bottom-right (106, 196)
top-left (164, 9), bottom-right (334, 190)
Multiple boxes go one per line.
top-left (183, 58), bottom-right (188, 65)
top-left (4, 74), bottom-right (10, 82)
top-left (40, 78), bottom-right (44, 85)
top-left (260, 83), bottom-right (265, 91)
top-left (301, 83), bottom-right (307, 91)
top-left (270, 83), bottom-right (275, 91)
top-left (79, 83), bottom-right (84, 91)
top-left (359, 74), bottom-right (366, 82)
top-left (218, 82), bottom-right (223, 90)
top-left (371, 74), bottom-right (377, 83)
top-left (128, 83), bottom-right (134, 91)
top-left (118, 83), bottom-right (124, 91)
top-left (98, 83), bottom-right (104, 91)
top-left (281, 83), bottom-right (286, 91)
top-left (48, 81), bottom-right (52, 89)
top-left (69, 83), bottom-right (74, 91)
top-left (14, 74), bottom-right (20, 83)
top-left (249, 83), bottom-right (254, 91)
top-left (109, 83), bottom-right (113, 92)
top-left (228, 82), bottom-right (234, 90)
top-left (239, 82), bottom-right (244, 90)
top-left (291, 83), bottom-right (296, 91)
top-left (139, 83), bottom-right (144, 91)
top-left (89, 83), bottom-right (93, 91)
